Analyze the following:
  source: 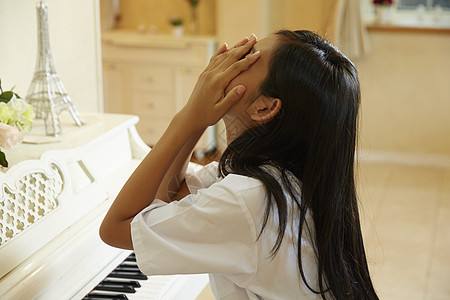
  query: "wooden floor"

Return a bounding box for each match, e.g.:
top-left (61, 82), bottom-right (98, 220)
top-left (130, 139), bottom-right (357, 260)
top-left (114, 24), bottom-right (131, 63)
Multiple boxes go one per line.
top-left (190, 149), bottom-right (221, 166)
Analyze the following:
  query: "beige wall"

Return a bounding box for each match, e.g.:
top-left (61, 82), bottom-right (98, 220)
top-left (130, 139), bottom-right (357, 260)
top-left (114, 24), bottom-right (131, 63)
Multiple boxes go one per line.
top-left (215, 0), bottom-right (332, 45)
top-left (356, 30), bottom-right (450, 157)
top-left (269, 0), bottom-right (330, 35)
top-left (216, 0), bottom-right (270, 44)
top-left (117, 0), bottom-right (216, 36)
top-left (115, 0), bottom-right (330, 41)
top-left (0, 0), bottom-right (103, 113)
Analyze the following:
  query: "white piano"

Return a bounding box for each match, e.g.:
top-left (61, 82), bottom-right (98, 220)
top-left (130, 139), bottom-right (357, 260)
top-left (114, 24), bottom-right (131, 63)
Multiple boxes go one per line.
top-left (0, 113), bottom-right (209, 300)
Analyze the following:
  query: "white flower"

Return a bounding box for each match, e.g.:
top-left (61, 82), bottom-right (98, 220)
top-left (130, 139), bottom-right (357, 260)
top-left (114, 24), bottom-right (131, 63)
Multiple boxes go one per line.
top-left (0, 102), bottom-right (13, 124)
top-left (0, 122), bottom-right (23, 149)
top-left (8, 95), bottom-right (27, 115)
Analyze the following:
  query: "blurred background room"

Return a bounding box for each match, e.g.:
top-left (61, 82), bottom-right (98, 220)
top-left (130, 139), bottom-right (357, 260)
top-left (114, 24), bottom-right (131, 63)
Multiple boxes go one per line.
top-left (0, 0), bottom-right (449, 299)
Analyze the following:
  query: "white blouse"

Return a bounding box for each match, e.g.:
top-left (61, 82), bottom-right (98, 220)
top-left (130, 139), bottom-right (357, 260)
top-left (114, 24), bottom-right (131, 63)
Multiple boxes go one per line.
top-left (131, 162), bottom-right (321, 300)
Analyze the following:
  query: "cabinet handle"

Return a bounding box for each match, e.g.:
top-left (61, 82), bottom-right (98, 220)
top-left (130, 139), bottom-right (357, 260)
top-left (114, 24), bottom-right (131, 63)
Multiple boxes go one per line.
top-left (148, 102), bottom-right (155, 109)
top-left (147, 76), bottom-right (154, 83)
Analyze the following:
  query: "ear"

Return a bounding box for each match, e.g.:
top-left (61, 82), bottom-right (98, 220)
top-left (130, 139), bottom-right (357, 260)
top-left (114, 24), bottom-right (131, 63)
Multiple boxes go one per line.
top-left (248, 96), bottom-right (282, 122)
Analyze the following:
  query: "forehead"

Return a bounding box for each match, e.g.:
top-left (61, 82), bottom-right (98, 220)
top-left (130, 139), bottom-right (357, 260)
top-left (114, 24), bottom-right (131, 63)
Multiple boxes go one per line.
top-left (253, 34), bottom-right (280, 60)
top-left (255, 34), bottom-right (279, 49)
top-left (245, 35), bottom-right (280, 75)
top-left (225, 34), bottom-right (281, 94)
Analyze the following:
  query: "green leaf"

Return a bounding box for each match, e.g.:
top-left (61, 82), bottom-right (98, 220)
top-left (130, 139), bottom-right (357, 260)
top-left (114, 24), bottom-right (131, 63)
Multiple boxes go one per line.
top-left (0, 149), bottom-right (8, 168)
top-left (0, 91), bottom-right (14, 103)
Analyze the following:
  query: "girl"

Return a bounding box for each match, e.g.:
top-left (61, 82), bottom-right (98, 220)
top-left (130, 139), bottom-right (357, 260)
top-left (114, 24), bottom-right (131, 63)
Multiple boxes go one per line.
top-left (100, 30), bottom-right (379, 300)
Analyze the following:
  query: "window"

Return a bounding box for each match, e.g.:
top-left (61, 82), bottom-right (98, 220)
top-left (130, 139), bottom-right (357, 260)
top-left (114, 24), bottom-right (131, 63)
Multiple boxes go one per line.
top-left (397, 0), bottom-right (450, 10)
top-left (360, 0), bottom-right (450, 28)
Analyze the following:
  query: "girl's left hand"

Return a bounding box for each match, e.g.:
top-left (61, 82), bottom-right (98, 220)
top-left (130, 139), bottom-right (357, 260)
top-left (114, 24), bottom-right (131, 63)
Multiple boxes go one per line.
top-left (177, 34), bottom-right (260, 130)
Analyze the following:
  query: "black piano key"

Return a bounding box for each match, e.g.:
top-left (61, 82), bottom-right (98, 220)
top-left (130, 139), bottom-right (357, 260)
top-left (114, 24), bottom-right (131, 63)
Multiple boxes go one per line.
top-left (95, 282), bottom-right (136, 293)
top-left (83, 292), bottom-right (128, 300)
top-left (102, 279), bottom-right (141, 288)
top-left (109, 270), bottom-right (148, 280)
top-left (124, 254), bottom-right (136, 262)
top-left (84, 253), bottom-right (146, 299)
top-left (84, 297), bottom-right (121, 300)
top-left (120, 262), bottom-right (139, 267)
top-left (115, 265), bottom-right (141, 272)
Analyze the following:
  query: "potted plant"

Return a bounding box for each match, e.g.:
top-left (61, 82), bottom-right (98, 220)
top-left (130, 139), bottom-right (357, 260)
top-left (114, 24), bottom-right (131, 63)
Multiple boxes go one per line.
top-left (186, 0), bottom-right (199, 34)
top-left (170, 16), bottom-right (184, 37)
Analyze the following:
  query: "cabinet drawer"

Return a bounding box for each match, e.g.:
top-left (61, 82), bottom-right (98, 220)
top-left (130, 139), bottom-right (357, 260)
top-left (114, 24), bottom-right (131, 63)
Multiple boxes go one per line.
top-left (135, 117), bottom-right (171, 145)
top-left (131, 92), bottom-right (174, 117)
top-left (130, 67), bottom-right (172, 92)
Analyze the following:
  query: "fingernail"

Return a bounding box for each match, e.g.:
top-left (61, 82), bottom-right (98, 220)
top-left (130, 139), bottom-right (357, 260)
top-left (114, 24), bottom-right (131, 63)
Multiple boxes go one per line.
top-left (252, 50), bottom-right (260, 57)
top-left (236, 86), bottom-right (246, 95)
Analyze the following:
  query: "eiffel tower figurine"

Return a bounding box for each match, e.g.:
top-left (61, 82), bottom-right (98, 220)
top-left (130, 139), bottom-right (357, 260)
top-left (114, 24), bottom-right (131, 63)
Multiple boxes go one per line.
top-left (26, 1), bottom-right (85, 137)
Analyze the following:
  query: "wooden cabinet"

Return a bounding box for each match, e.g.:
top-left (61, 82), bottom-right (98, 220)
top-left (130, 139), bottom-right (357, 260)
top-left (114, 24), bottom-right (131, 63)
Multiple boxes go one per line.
top-left (102, 61), bottom-right (125, 113)
top-left (101, 31), bottom-right (216, 150)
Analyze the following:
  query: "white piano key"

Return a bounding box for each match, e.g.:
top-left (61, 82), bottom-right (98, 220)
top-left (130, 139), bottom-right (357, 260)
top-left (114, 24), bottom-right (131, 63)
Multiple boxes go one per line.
top-left (88, 273), bottom-right (208, 300)
top-left (89, 275), bottom-right (179, 300)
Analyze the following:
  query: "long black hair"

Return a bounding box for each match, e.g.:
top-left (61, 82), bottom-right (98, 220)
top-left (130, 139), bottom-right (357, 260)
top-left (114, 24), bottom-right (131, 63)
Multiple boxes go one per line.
top-left (219, 30), bottom-right (378, 300)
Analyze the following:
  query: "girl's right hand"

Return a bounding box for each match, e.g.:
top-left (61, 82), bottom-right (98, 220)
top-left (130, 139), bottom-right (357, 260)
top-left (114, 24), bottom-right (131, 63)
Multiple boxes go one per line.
top-left (177, 34), bottom-right (260, 131)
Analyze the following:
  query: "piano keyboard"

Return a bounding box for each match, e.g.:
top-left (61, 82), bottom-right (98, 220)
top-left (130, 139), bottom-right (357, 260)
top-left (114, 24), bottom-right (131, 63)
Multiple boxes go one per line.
top-left (83, 253), bottom-right (180, 300)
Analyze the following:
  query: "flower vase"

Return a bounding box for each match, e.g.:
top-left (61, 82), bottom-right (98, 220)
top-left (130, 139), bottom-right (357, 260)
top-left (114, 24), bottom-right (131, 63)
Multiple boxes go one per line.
top-left (189, 5), bottom-right (199, 35)
top-left (375, 5), bottom-right (393, 24)
top-left (173, 25), bottom-right (184, 38)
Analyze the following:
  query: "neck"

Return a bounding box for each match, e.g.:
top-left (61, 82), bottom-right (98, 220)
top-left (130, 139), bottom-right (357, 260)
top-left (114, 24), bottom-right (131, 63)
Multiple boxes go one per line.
top-left (222, 116), bottom-right (249, 145)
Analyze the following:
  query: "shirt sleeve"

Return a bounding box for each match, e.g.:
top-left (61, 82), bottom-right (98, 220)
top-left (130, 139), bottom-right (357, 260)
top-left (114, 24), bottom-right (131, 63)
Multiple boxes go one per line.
top-left (130, 175), bottom-right (258, 281)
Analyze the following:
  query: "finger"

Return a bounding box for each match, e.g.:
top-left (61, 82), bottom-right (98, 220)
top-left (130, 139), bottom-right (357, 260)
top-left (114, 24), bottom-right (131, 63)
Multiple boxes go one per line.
top-left (207, 42), bottom-right (228, 68)
top-left (205, 42), bottom-right (232, 72)
top-left (222, 50), bottom-right (261, 80)
top-left (206, 42), bottom-right (228, 69)
top-left (230, 36), bottom-right (249, 49)
top-left (213, 42), bottom-right (228, 56)
top-left (208, 50), bottom-right (260, 94)
top-left (215, 85), bottom-right (246, 115)
top-left (216, 34), bottom-right (258, 70)
top-left (210, 34), bottom-right (257, 71)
